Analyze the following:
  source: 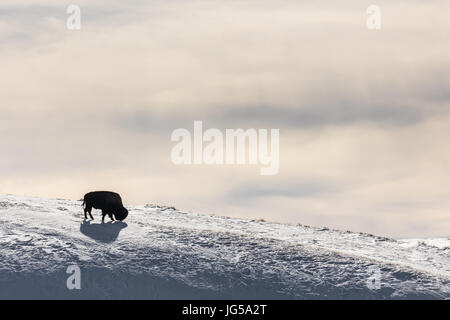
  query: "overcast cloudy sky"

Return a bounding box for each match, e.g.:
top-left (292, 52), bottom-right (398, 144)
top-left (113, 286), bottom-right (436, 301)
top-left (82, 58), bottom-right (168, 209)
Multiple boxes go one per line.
top-left (1, 0), bottom-right (449, 237)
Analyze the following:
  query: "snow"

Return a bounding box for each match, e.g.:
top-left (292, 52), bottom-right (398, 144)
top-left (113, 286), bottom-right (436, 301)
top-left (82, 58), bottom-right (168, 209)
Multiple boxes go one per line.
top-left (0, 194), bottom-right (448, 299)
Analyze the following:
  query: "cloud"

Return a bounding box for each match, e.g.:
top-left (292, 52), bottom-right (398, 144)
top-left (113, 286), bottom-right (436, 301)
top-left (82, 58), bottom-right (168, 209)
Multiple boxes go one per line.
top-left (227, 180), bottom-right (336, 203)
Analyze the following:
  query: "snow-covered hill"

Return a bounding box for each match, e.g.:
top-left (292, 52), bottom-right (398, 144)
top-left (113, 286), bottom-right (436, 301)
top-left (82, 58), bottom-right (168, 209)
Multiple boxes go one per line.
top-left (0, 194), bottom-right (448, 299)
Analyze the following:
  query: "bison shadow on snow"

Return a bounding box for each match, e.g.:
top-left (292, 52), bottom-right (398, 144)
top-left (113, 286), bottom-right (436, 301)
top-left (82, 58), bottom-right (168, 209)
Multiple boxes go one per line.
top-left (80, 220), bottom-right (128, 243)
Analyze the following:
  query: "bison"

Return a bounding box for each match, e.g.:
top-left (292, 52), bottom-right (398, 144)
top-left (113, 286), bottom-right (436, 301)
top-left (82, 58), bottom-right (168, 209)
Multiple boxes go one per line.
top-left (82, 191), bottom-right (128, 222)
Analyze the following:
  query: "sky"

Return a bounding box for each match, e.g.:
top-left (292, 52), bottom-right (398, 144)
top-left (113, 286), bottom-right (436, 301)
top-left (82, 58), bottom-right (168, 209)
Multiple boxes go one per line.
top-left (1, 0), bottom-right (450, 237)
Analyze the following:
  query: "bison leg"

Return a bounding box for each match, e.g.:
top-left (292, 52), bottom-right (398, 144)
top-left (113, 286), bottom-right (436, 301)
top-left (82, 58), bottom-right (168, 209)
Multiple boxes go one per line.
top-left (84, 205), bottom-right (94, 220)
top-left (109, 212), bottom-right (115, 221)
top-left (101, 210), bottom-right (107, 223)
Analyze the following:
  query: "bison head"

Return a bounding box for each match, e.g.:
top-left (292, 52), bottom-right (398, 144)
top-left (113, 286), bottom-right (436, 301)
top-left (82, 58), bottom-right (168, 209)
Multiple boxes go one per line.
top-left (114, 207), bottom-right (128, 221)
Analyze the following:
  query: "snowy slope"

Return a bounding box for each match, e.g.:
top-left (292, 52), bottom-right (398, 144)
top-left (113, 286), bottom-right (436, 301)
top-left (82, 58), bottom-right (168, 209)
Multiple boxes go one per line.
top-left (0, 194), bottom-right (448, 299)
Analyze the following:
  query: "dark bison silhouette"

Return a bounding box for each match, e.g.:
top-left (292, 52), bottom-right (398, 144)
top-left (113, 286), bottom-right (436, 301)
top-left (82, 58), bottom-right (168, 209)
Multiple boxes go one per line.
top-left (82, 191), bottom-right (128, 222)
